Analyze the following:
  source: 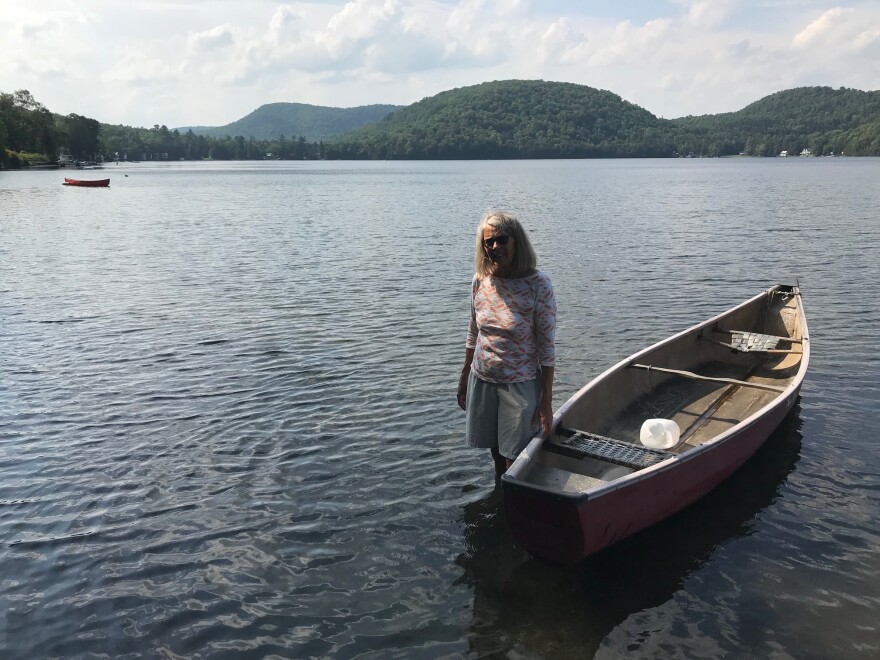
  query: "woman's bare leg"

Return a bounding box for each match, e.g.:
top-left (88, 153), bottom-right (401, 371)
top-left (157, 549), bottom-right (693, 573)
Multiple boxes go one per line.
top-left (490, 447), bottom-right (507, 476)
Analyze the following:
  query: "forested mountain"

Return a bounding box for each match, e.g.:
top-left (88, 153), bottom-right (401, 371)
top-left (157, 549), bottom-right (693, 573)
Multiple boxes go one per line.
top-left (326, 82), bottom-right (880, 158)
top-left (178, 102), bottom-right (401, 141)
top-left (329, 80), bottom-right (673, 159)
top-left (670, 86), bottom-right (880, 156)
top-left (3, 81), bottom-right (880, 167)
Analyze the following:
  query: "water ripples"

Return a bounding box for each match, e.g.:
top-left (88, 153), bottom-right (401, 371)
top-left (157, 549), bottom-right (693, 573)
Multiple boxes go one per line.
top-left (2, 159), bottom-right (879, 657)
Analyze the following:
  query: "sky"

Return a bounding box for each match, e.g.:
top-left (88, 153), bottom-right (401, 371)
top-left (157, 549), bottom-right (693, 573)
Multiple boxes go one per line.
top-left (2, 0), bottom-right (879, 128)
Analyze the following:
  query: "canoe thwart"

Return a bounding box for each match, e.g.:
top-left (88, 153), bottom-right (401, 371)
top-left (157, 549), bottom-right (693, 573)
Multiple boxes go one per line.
top-left (629, 363), bottom-right (788, 393)
top-left (546, 428), bottom-right (674, 470)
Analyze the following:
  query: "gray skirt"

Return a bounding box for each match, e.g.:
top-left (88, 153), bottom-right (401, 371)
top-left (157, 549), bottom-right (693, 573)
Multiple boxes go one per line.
top-left (465, 371), bottom-right (542, 460)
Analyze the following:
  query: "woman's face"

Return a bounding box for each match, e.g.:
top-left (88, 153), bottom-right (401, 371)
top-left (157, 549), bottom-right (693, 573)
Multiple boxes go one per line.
top-left (482, 225), bottom-right (515, 271)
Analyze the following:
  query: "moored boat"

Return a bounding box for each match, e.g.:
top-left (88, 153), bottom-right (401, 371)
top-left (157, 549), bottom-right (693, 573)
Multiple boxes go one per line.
top-left (63, 178), bottom-right (110, 187)
top-left (502, 283), bottom-right (809, 565)
top-left (57, 148), bottom-right (78, 168)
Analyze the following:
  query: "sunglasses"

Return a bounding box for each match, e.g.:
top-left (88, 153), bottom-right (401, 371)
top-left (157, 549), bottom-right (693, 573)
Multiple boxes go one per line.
top-left (483, 235), bottom-right (511, 248)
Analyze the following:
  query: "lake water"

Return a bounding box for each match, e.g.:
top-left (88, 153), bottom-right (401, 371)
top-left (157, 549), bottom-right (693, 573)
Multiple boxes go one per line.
top-left (1, 159), bottom-right (878, 658)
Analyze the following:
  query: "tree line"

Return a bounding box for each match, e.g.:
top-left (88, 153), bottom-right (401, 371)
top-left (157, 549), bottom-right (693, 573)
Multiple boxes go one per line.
top-left (3, 83), bottom-right (880, 168)
top-left (99, 122), bottom-right (325, 161)
top-left (670, 86), bottom-right (880, 157)
top-left (332, 81), bottom-right (880, 158)
top-left (1, 90), bottom-right (102, 167)
top-left (1, 89), bottom-right (325, 167)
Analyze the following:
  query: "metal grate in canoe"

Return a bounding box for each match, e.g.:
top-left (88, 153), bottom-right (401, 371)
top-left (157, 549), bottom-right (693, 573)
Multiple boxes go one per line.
top-left (545, 430), bottom-right (674, 470)
top-left (728, 331), bottom-right (781, 352)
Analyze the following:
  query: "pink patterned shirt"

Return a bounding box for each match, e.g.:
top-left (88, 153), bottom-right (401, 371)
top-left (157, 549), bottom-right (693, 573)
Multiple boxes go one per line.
top-left (466, 271), bottom-right (556, 384)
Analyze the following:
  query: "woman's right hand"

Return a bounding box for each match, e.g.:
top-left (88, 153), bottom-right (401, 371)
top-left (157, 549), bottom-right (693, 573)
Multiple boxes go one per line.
top-left (458, 350), bottom-right (474, 411)
top-left (457, 371), bottom-right (468, 410)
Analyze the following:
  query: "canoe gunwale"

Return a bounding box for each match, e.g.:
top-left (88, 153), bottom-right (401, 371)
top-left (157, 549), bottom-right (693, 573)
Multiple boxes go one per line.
top-left (503, 284), bottom-right (810, 504)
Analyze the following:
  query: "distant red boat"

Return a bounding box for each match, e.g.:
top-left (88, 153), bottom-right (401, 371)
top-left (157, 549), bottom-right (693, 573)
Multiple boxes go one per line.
top-left (63, 177), bottom-right (110, 187)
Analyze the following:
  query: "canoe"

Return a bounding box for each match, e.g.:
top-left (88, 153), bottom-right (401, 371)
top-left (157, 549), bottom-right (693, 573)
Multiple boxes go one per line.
top-left (63, 178), bottom-right (109, 187)
top-left (502, 283), bottom-right (809, 565)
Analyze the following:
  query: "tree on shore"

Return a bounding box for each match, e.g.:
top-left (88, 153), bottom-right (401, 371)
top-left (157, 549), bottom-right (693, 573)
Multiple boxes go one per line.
top-left (65, 114), bottom-right (101, 159)
top-left (1, 89), bottom-right (57, 156)
top-left (0, 117), bottom-right (7, 155)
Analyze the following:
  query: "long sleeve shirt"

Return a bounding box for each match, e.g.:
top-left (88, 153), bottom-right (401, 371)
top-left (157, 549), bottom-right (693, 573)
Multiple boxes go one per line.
top-left (466, 271), bottom-right (556, 383)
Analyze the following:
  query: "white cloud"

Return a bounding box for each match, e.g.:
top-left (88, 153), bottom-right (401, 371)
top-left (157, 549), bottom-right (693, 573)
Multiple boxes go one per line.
top-left (17, 17), bottom-right (63, 39)
top-left (322, 0), bottom-right (401, 49)
top-left (852, 25), bottom-right (880, 56)
top-left (678, 0), bottom-right (737, 30)
top-left (103, 55), bottom-right (185, 86)
top-left (792, 7), bottom-right (854, 48)
top-left (267, 5), bottom-right (304, 44)
top-left (2, 0), bottom-right (879, 127)
top-left (534, 18), bottom-right (582, 66)
top-left (188, 25), bottom-right (237, 53)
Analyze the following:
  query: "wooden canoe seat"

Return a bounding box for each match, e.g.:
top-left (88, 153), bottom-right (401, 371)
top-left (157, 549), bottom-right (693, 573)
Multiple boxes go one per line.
top-left (546, 428), bottom-right (674, 470)
top-left (701, 329), bottom-right (802, 354)
top-left (726, 331), bottom-right (781, 351)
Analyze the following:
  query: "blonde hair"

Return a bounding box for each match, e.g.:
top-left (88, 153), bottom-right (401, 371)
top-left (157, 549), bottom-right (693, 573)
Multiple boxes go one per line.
top-left (474, 210), bottom-right (538, 277)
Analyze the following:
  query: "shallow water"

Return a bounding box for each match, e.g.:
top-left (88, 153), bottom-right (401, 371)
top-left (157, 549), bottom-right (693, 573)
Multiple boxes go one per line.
top-left (1, 159), bottom-right (878, 658)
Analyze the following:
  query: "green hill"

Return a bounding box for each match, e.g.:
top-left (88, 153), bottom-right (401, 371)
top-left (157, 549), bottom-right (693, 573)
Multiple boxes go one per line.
top-left (326, 81), bottom-right (880, 159)
top-left (669, 86), bottom-right (880, 156)
top-left (178, 102), bottom-right (401, 141)
top-left (4, 82), bottom-right (880, 167)
top-left (328, 80), bottom-right (673, 159)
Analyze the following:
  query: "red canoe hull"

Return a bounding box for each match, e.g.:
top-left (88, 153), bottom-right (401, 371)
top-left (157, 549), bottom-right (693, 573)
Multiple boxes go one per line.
top-left (503, 388), bottom-right (800, 564)
top-left (63, 178), bottom-right (110, 187)
top-left (501, 284), bottom-right (809, 565)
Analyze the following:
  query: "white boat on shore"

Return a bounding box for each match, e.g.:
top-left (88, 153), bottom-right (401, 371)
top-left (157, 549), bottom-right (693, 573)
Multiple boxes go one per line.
top-left (57, 149), bottom-right (79, 168)
top-left (56, 149), bottom-right (104, 169)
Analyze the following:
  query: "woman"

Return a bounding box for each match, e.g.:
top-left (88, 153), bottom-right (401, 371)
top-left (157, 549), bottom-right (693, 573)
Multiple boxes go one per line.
top-left (457, 210), bottom-right (557, 476)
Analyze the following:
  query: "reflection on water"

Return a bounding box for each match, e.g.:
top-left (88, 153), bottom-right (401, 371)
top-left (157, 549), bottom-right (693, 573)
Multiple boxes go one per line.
top-left (458, 404), bottom-right (803, 658)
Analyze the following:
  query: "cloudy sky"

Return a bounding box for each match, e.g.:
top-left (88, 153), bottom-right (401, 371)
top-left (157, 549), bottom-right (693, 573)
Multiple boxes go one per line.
top-left (3, 0), bottom-right (879, 128)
